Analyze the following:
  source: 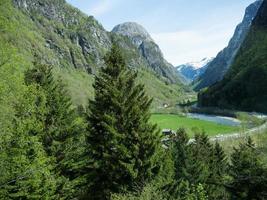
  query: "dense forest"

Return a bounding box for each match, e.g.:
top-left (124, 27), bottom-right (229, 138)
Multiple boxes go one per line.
top-left (1, 44), bottom-right (267, 199)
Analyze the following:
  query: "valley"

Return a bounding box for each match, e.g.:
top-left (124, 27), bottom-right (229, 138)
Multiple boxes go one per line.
top-left (1, 0), bottom-right (267, 199)
top-left (151, 113), bottom-right (240, 137)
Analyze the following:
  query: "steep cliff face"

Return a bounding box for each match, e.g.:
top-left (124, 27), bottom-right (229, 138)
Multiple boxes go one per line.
top-left (112, 22), bottom-right (182, 84)
top-left (198, 0), bottom-right (267, 113)
top-left (195, 0), bottom-right (263, 90)
top-left (13, 0), bottom-right (111, 74)
top-left (3, 0), bottom-right (190, 107)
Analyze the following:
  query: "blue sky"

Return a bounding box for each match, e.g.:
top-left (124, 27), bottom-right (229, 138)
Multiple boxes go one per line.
top-left (66, 0), bottom-right (255, 65)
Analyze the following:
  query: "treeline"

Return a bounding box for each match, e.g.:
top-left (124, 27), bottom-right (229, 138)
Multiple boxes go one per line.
top-left (0, 45), bottom-right (267, 199)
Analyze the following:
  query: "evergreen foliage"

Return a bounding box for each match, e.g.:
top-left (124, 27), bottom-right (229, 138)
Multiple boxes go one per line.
top-left (85, 44), bottom-right (161, 200)
top-left (169, 131), bottom-right (230, 200)
top-left (0, 1), bottom-right (267, 198)
top-left (0, 84), bottom-right (57, 199)
top-left (24, 63), bottom-right (87, 198)
top-left (227, 137), bottom-right (267, 199)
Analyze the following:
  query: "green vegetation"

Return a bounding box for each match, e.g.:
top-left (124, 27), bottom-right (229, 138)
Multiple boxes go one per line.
top-left (53, 68), bottom-right (95, 106)
top-left (150, 114), bottom-right (239, 136)
top-left (1, 35), bottom-right (267, 199)
top-left (85, 45), bottom-right (161, 199)
top-left (1, 0), bottom-right (267, 199)
top-left (137, 70), bottom-right (193, 108)
top-left (0, 0), bottom-right (191, 109)
top-left (219, 129), bottom-right (267, 162)
top-left (198, 1), bottom-right (267, 113)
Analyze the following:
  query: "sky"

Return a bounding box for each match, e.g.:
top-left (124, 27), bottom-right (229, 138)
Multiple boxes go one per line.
top-left (66, 0), bottom-right (256, 66)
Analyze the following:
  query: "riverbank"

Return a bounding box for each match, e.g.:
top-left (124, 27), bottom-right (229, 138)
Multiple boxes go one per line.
top-left (150, 113), bottom-right (239, 137)
top-left (187, 105), bottom-right (267, 119)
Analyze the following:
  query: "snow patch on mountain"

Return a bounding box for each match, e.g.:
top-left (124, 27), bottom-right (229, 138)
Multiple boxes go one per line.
top-left (176, 58), bottom-right (214, 82)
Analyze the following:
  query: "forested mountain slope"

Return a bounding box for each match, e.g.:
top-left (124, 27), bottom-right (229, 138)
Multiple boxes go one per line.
top-left (194, 0), bottom-right (263, 90)
top-left (198, 0), bottom-right (267, 113)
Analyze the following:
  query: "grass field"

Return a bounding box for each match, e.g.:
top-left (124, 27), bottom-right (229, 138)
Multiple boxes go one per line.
top-left (150, 114), bottom-right (240, 137)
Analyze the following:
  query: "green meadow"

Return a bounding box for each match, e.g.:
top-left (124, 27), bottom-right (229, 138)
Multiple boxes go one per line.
top-left (150, 114), bottom-right (240, 137)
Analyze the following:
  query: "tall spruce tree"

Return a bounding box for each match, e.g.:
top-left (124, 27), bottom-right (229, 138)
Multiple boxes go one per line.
top-left (25, 63), bottom-right (87, 199)
top-left (209, 142), bottom-right (229, 200)
top-left (85, 44), bottom-right (161, 200)
top-left (172, 128), bottom-right (189, 182)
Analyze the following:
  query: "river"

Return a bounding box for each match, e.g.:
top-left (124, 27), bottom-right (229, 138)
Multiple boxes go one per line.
top-left (187, 113), bottom-right (241, 126)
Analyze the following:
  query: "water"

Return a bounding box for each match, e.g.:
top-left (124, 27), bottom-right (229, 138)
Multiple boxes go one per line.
top-left (187, 113), bottom-right (241, 126)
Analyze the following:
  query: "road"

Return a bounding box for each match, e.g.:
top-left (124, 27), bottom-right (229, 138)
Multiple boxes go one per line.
top-left (188, 121), bottom-right (267, 143)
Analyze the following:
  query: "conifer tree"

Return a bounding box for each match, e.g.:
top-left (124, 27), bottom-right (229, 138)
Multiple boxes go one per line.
top-left (25, 63), bottom-right (87, 198)
top-left (171, 131), bottom-right (227, 200)
top-left (212, 142), bottom-right (227, 177)
top-left (0, 85), bottom-right (57, 199)
top-left (228, 137), bottom-right (267, 199)
top-left (85, 44), bottom-right (161, 200)
top-left (172, 128), bottom-right (189, 181)
top-left (183, 133), bottom-right (212, 185)
top-left (209, 142), bottom-right (229, 199)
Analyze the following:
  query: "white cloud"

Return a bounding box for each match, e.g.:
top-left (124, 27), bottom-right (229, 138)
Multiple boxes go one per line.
top-left (151, 27), bottom-right (235, 66)
top-left (90, 0), bottom-right (112, 17)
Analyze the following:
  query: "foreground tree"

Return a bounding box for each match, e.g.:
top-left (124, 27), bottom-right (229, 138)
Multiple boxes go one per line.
top-left (170, 131), bottom-right (228, 200)
top-left (227, 137), bottom-right (267, 199)
top-left (0, 84), bottom-right (57, 199)
top-left (25, 63), bottom-right (86, 198)
top-left (85, 44), bottom-right (161, 200)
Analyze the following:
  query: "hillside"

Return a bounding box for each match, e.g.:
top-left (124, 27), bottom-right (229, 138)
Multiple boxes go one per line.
top-left (194, 0), bottom-right (263, 91)
top-left (1, 0), bottom-right (191, 108)
top-left (198, 0), bottom-right (267, 113)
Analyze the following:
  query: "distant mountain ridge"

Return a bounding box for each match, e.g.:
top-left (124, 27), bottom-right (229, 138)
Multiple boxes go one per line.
top-left (198, 0), bottom-right (267, 113)
top-left (195, 0), bottom-right (263, 90)
top-left (176, 58), bottom-right (213, 83)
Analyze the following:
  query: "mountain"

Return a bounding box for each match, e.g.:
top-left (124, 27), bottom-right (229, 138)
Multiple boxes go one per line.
top-left (112, 22), bottom-right (182, 84)
top-left (198, 0), bottom-right (267, 113)
top-left (1, 0), bottom-right (191, 108)
top-left (176, 58), bottom-right (213, 83)
top-left (194, 0), bottom-right (263, 90)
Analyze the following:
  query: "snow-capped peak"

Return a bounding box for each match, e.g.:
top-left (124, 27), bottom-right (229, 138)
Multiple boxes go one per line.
top-left (176, 57), bottom-right (214, 82)
top-left (185, 57), bottom-right (213, 69)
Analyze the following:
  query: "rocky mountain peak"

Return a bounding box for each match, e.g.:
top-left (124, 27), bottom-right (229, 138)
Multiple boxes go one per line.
top-left (112, 22), bottom-right (183, 84)
top-left (112, 22), bottom-right (154, 47)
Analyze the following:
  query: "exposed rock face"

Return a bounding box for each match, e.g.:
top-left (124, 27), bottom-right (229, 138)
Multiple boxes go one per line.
top-left (112, 22), bottom-right (182, 84)
top-left (13, 0), bottom-right (111, 73)
top-left (195, 0), bottom-right (263, 90)
top-left (112, 22), bottom-right (154, 46)
top-left (13, 1), bottom-right (183, 84)
top-left (176, 58), bottom-right (213, 83)
top-left (10, 0), bottom-right (189, 107)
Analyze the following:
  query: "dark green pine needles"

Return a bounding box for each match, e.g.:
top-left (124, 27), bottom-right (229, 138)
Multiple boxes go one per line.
top-left (85, 44), bottom-right (161, 200)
